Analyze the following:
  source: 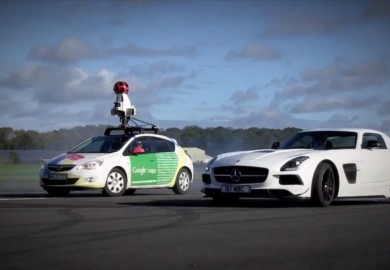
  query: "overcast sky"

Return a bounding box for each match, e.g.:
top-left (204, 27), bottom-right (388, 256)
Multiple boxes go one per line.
top-left (1, 0), bottom-right (390, 133)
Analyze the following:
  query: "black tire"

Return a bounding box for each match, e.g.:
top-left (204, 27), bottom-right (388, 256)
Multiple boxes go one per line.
top-left (103, 168), bottom-right (127, 197)
top-left (124, 188), bottom-right (137, 195)
top-left (173, 168), bottom-right (191, 194)
top-left (311, 162), bottom-right (336, 207)
top-left (46, 187), bottom-right (70, 197)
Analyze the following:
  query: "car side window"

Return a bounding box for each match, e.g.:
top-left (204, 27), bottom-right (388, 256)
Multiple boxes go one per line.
top-left (362, 133), bottom-right (387, 149)
top-left (123, 137), bottom-right (151, 155)
top-left (150, 137), bottom-right (175, 153)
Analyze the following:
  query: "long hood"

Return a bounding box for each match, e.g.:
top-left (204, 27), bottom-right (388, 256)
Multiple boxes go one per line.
top-left (214, 149), bottom-right (314, 167)
top-left (47, 153), bottom-right (107, 165)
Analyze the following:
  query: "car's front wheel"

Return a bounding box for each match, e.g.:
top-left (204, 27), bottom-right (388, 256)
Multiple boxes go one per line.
top-left (173, 168), bottom-right (191, 194)
top-left (103, 168), bottom-right (127, 197)
top-left (311, 162), bottom-right (336, 207)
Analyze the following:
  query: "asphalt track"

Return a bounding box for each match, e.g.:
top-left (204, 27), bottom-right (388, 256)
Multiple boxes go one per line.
top-left (0, 181), bottom-right (389, 270)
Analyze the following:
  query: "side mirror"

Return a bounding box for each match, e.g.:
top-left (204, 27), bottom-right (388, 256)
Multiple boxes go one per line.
top-left (123, 148), bottom-right (131, 156)
top-left (271, 142), bottom-right (280, 149)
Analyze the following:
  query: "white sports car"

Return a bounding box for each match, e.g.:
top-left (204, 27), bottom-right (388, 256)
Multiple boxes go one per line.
top-left (202, 128), bottom-right (390, 206)
top-left (40, 127), bottom-right (193, 197)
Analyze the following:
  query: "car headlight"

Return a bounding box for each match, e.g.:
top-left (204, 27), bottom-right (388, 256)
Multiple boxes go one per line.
top-left (281, 156), bottom-right (309, 171)
top-left (204, 157), bottom-right (216, 172)
top-left (40, 160), bottom-right (48, 170)
top-left (76, 161), bottom-right (103, 170)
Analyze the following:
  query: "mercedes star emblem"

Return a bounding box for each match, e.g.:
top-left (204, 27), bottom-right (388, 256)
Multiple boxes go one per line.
top-left (230, 168), bottom-right (241, 182)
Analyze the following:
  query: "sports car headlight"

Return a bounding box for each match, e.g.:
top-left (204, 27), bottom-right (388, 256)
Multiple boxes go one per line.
top-left (40, 160), bottom-right (48, 170)
top-left (76, 161), bottom-right (103, 170)
top-left (281, 156), bottom-right (309, 171)
top-left (204, 157), bottom-right (216, 172)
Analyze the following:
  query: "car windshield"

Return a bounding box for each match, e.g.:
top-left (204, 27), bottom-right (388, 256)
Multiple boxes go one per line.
top-left (280, 131), bottom-right (357, 150)
top-left (68, 135), bottom-right (130, 154)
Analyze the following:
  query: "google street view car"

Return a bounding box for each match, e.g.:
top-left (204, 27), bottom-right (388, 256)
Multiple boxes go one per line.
top-left (40, 81), bottom-right (193, 197)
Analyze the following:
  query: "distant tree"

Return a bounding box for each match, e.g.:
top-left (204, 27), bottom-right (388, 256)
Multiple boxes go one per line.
top-left (0, 127), bottom-right (14, 149)
top-left (9, 151), bottom-right (21, 164)
top-left (0, 125), bottom-right (302, 156)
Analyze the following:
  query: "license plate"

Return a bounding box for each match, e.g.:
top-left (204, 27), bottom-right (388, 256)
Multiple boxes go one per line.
top-left (221, 185), bottom-right (251, 193)
top-left (49, 172), bottom-right (67, 180)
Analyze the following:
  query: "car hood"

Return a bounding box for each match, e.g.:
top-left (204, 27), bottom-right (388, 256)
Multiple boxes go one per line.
top-left (214, 149), bottom-right (314, 167)
top-left (47, 153), bottom-right (108, 166)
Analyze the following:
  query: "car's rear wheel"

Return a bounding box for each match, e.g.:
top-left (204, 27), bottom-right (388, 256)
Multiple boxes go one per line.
top-left (311, 162), bottom-right (336, 207)
top-left (173, 168), bottom-right (191, 194)
top-left (103, 168), bottom-right (127, 197)
top-left (46, 187), bottom-right (70, 197)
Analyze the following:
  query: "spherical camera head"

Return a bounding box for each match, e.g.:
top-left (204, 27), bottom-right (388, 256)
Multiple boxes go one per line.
top-left (111, 81), bottom-right (136, 128)
top-left (113, 81), bottom-right (129, 94)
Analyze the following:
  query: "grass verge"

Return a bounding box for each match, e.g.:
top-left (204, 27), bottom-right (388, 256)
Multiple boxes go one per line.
top-left (0, 163), bottom-right (41, 183)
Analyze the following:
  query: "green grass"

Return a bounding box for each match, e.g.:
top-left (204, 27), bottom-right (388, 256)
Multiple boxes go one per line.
top-left (0, 163), bottom-right (42, 183)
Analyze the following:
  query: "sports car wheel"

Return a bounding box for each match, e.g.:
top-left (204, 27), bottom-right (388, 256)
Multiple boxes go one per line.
top-left (311, 162), bottom-right (336, 207)
top-left (46, 188), bottom-right (70, 197)
top-left (103, 168), bottom-right (127, 197)
top-left (173, 168), bottom-right (191, 194)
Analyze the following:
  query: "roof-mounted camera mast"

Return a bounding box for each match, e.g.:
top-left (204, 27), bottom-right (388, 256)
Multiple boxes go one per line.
top-left (111, 81), bottom-right (135, 128)
top-left (108, 81), bottom-right (159, 136)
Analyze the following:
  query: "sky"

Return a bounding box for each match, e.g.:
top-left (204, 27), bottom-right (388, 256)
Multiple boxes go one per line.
top-left (0, 0), bottom-right (390, 134)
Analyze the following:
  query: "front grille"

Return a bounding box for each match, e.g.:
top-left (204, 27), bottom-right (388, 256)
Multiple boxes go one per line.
top-left (47, 165), bottom-right (75, 172)
top-left (213, 166), bottom-right (268, 184)
top-left (42, 178), bottom-right (79, 185)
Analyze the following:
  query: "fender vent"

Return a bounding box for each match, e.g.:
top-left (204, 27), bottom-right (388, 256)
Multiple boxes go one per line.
top-left (343, 163), bottom-right (357, 184)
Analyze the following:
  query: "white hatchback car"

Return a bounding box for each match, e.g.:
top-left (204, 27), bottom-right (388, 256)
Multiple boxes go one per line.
top-left (40, 127), bottom-right (193, 197)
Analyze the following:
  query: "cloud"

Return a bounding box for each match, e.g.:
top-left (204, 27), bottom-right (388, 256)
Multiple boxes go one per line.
top-left (380, 118), bottom-right (390, 135)
top-left (0, 65), bottom-right (114, 104)
top-left (302, 59), bottom-right (390, 91)
top-left (128, 69), bottom-right (198, 111)
top-left (224, 108), bottom-right (300, 129)
top-left (288, 95), bottom-right (382, 114)
top-left (279, 58), bottom-right (390, 99)
top-left (243, 56), bottom-right (390, 132)
top-left (225, 43), bottom-right (281, 61)
top-left (261, 13), bottom-right (350, 38)
top-left (229, 88), bottom-right (259, 105)
top-left (378, 99), bottom-right (390, 115)
top-left (108, 43), bottom-right (198, 58)
top-left (127, 61), bottom-right (186, 77)
top-left (27, 37), bottom-right (99, 65)
top-left (361, 1), bottom-right (390, 21)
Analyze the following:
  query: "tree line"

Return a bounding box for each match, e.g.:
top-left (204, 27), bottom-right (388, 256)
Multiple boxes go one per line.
top-left (0, 125), bottom-right (301, 156)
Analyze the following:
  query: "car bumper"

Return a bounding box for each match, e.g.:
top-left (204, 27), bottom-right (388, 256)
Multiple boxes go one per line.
top-left (202, 186), bottom-right (299, 198)
top-left (202, 172), bottom-right (310, 198)
top-left (40, 168), bottom-right (106, 189)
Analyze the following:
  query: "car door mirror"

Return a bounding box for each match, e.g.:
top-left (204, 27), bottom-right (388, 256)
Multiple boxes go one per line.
top-left (271, 142), bottom-right (280, 149)
top-left (123, 148), bottom-right (131, 156)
